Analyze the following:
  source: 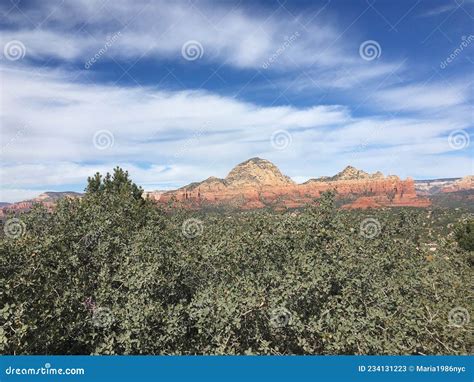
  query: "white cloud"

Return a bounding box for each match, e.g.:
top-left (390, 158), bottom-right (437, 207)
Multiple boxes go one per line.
top-left (0, 1), bottom-right (472, 202)
top-left (0, 0), bottom-right (348, 70)
top-left (0, 66), bottom-right (350, 162)
top-left (418, 1), bottom-right (473, 18)
top-left (0, 65), bottom-right (351, 197)
top-left (374, 83), bottom-right (470, 112)
top-left (1, 64), bottom-right (472, 202)
top-left (0, 189), bottom-right (49, 203)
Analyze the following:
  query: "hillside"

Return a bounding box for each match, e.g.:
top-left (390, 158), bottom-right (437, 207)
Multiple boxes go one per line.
top-left (2, 160), bottom-right (473, 214)
top-left (152, 158), bottom-right (431, 210)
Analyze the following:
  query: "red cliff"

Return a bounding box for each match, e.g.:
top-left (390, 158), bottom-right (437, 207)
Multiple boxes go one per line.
top-left (5, 159), bottom-right (470, 214)
top-left (440, 176), bottom-right (474, 193)
top-left (152, 158), bottom-right (431, 210)
top-left (0, 192), bottom-right (81, 219)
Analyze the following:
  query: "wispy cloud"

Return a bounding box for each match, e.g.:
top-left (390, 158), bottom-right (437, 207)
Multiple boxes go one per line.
top-left (1, 64), bottom-right (471, 202)
top-left (0, 0), bottom-right (349, 70)
top-left (420, 3), bottom-right (458, 17)
top-left (374, 82), bottom-right (471, 112)
top-left (0, 0), bottom-right (472, 202)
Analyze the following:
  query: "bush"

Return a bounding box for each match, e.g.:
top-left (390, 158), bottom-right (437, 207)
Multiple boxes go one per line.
top-left (1, 169), bottom-right (472, 354)
top-left (455, 219), bottom-right (474, 251)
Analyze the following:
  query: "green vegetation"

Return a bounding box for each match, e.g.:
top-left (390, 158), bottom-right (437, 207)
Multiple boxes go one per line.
top-left (1, 168), bottom-right (472, 355)
top-left (455, 220), bottom-right (474, 251)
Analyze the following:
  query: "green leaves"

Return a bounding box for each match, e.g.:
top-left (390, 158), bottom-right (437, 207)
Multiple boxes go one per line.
top-left (1, 184), bottom-right (472, 355)
top-left (455, 219), bottom-right (474, 251)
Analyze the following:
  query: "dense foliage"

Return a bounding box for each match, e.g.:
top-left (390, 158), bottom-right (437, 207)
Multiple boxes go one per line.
top-left (1, 169), bottom-right (472, 355)
top-left (455, 220), bottom-right (474, 251)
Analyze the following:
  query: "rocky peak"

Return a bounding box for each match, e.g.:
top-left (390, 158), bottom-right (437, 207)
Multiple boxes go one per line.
top-left (332, 166), bottom-right (384, 181)
top-left (224, 157), bottom-right (295, 188)
top-left (34, 191), bottom-right (82, 202)
top-left (332, 166), bottom-right (369, 180)
top-left (183, 176), bottom-right (227, 191)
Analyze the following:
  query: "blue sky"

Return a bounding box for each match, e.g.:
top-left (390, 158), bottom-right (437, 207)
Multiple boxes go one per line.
top-left (0, 0), bottom-right (473, 202)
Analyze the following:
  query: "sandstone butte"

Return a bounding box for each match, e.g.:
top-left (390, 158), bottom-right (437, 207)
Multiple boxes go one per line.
top-left (3, 158), bottom-right (473, 216)
top-left (146, 158), bottom-right (433, 210)
top-left (0, 192), bottom-right (81, 218)
top-left (440, 175), bottom-right (473, 193)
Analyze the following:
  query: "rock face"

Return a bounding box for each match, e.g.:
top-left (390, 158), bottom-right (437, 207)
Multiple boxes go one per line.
top-left (306, 165), bottom-right (384, 182)
top-left (182, 158), bottom-right (294, 192)
top-left (0, 192), bottom-right (82, 218)
top-left (2, 160), bottom-right (471, 214)
top-left (414, 176), bottom-right (474, 208)
top-left (34, 191), bottom-right (82, 202)
top-left (225, 158), bottom-right (295, 188)
top-left (440, 175), bottom-right (474, 193)
top-left (153, 158), bottom-right (433, 210)
top-left (415, 178), bottom-right (461, 196)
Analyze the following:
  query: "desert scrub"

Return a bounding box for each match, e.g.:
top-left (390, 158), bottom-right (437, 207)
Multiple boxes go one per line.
top-left (1, 168), bottom-right (472, 355)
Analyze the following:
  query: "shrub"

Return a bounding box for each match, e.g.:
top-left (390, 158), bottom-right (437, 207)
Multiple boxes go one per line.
top-left (1, 169), bottom-right (472, 354)
top-left (455, 219), bottom-right (474, 251)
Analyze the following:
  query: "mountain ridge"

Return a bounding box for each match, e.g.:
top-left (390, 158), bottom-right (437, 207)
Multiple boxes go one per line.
top-left (148, 158), bottom-right (421, 210)
top-left (148, 158), bottom-right (473, 210)
top-left (1, 159), bottom-right (473, 213)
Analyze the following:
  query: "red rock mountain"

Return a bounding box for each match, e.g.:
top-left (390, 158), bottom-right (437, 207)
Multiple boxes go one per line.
top-left (149, 158), bottom-right (432, 210)
top-left (2, 159), bottom-right (472, 215)
top-left (440, 175), bottom-right (473, 193)
top-left (0, 192), bottom-right (81, 218)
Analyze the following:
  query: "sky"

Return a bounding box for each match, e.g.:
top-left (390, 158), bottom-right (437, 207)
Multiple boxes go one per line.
top-left (0, 0), bottom-right (473, 203)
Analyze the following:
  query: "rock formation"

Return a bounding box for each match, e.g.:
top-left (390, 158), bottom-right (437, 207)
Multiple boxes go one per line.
top-left (0, 192), bottom-right (81, 218)
top-left (2, 159), bottom-right (472, 214)
top-left (153, 158), bottom-right (432, 210)
top-left (440, 175), bottom-right (474, 193)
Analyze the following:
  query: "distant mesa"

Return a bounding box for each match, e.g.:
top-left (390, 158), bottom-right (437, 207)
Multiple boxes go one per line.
top-left (0, 192), bottom-right (82, 218)
top-left (305, 165), bottom-right (386, 183)
top-left (34, 191), bottom-right (82, 202)
top-left (1, 159), bottom-right (473, 214)
top-left (150, 158), bottom-right (471, 210)
top-left (440, 175), bottom-right (473, 193)
top-left (415, 176), bottom-right (473, 195)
